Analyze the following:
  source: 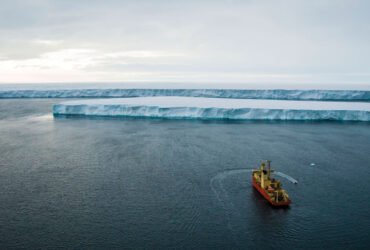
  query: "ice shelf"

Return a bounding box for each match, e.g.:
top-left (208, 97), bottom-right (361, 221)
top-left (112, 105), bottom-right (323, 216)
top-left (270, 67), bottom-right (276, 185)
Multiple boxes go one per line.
top-left (53, 97), bottom-right (370, 121)
top-left (0, 88), bottom-right (369, 101)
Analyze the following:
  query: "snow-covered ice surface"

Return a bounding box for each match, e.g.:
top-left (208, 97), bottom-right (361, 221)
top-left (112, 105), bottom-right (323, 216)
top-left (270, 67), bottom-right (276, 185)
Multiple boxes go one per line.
top-left (53, 97), bottom-right (370, 121)
top-left (1, 88), bottom-right (369, 101)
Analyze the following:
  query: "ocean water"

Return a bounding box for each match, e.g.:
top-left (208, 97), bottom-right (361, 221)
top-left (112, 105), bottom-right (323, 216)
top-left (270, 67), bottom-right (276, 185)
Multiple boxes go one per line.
top-left (0, 99), bottom-right (369, 249)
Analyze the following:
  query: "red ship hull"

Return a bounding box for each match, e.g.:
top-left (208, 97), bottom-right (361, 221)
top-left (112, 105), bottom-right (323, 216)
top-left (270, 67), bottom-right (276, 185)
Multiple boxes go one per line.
top-left (252, 177), bottom-right (291, 207)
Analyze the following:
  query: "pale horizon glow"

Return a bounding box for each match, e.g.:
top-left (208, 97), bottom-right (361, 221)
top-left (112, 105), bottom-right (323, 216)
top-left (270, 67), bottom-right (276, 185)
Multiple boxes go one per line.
top-left (0, 0), bottom-right (370, 87)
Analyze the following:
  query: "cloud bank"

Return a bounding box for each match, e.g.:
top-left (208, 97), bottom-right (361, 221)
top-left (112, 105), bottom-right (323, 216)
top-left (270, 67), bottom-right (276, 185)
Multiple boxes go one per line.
top-left (0, 0), bottom-right (369, 85)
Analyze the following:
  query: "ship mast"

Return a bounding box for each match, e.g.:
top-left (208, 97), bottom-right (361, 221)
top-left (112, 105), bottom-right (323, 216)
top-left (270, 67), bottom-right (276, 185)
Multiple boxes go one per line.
top-left (267, 160), bottom-right (271, 177)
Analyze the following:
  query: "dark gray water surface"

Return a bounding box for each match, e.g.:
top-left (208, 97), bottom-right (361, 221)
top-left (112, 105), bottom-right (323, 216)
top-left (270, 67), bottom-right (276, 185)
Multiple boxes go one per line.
top-left (0, 99), bottom-right (369, 249)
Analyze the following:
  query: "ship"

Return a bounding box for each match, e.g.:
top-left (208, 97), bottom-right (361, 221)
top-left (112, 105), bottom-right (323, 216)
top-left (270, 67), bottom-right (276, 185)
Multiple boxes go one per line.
top-left (252, 160), bottom-right (291, 206)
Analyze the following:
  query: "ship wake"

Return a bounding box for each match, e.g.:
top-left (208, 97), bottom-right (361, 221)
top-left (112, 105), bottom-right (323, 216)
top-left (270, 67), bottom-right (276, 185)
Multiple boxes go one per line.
top-left (210, 168), bottom-right (297, 245)
top-left (273, 172), bottom-right (298, 184)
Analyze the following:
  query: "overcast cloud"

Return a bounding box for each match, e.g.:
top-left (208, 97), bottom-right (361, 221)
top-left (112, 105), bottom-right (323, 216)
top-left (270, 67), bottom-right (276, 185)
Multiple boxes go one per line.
top-left (0, 0), bottom-right (369, 85)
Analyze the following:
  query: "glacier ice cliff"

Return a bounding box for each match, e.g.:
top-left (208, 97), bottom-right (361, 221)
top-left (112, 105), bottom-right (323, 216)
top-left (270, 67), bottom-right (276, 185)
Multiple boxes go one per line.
top-left (1, 88), bottom-right (369, 101)
top-left (53, 97), bottom-right (370, 121)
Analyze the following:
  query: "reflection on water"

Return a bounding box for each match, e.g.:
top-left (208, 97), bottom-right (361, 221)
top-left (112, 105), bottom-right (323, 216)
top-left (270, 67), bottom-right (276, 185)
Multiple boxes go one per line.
top-left (27, 114), bottom-right (54, 122)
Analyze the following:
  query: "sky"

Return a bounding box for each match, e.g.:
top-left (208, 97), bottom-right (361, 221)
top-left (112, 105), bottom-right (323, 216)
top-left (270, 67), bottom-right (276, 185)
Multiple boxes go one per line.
top-left (0, 0), bottom-right (369, 86)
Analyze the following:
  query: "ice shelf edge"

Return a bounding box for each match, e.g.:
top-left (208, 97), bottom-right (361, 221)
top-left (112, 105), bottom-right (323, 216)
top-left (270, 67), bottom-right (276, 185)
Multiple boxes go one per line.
top-left (1, 88), bottom-right (370, 101)
top-left (52, 104), bottom-right (370, 121)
